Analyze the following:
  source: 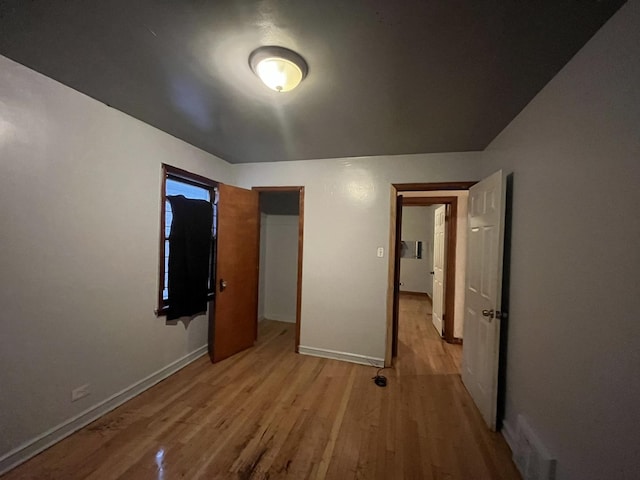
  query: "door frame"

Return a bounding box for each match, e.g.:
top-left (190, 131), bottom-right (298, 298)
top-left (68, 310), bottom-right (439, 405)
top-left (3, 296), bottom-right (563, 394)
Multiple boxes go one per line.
top-left (385, 181), bottom-right (475, 367)
top-left (252, 186), bottom-right (305, 353)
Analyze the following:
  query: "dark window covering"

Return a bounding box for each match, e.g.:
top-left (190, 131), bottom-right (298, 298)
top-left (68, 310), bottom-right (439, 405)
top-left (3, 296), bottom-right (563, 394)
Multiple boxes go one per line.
top-left (166, 195), bottom-right (213, 320)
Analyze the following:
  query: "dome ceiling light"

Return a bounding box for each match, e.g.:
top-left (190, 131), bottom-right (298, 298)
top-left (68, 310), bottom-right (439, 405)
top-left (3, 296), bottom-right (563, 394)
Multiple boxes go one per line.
top-left (249, 46), bottom-right (308, 93)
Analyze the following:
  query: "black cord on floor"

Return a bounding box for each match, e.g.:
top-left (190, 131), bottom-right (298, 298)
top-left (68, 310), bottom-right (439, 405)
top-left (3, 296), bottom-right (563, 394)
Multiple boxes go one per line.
top-left (372, 366), bottom-right (388, 387)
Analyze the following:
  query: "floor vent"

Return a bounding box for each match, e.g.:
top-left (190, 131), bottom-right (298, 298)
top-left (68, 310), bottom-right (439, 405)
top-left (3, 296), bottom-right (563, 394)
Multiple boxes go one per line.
top-left (512, 415), bottom-right (557, 480)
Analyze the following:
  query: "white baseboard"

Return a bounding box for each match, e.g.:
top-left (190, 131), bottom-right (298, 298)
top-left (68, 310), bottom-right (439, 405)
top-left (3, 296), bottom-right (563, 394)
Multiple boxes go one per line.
top-left (501, 418), bottom-right (517, 454)
top-left (0, 345), bottom-right (208, 476)
top-left (263, 313), bottom-right (296, 323)
top-left (298, 345), bottom-right (384, 367)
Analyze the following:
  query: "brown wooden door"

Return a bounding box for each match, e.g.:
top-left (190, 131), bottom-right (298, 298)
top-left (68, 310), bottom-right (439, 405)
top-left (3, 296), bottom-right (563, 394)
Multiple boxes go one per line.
top-left (210, 183), bottom-right (259, 363)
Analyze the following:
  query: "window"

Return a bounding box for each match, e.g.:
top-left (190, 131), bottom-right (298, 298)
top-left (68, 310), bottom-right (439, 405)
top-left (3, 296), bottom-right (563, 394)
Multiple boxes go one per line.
top-left (158, 165), bottom-right (218, 316)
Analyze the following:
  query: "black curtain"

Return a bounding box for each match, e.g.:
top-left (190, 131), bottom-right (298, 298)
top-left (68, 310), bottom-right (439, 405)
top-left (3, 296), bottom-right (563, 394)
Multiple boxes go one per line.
top-left (166, 195), bottom-right (213, 320)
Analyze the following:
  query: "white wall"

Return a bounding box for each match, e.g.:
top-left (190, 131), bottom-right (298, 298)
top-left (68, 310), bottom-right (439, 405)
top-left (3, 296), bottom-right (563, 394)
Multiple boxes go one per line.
top-left (481, 1), bottom-right (640, 478)
top-left (0, 55), bottom-right (235, 468)
top-left (399, 206), bottom-right (432, 295)
top-left (235, 154), bottom-right (481, 363)
top-left (261, 214), bottom-right (298, 323)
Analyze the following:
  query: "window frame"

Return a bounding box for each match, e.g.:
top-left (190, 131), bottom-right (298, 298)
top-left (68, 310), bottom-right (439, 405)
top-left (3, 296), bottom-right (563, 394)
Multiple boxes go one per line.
top-left (157, 164), bottom-right (218, 316)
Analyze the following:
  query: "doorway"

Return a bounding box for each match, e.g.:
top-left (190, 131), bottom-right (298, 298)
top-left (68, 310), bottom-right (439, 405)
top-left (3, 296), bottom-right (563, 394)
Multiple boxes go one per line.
top-left (253, 187), bottom-right (305, 352)
top-left (387, 174), bottom-right (510, 431)
top-left (386, 182), bottom-right (475, 366)
top-left (398, 203), bottom-right (445, 334)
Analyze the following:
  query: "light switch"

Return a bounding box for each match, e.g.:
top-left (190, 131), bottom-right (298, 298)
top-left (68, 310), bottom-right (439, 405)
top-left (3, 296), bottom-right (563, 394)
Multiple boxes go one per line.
top-left (377, 247), bottom-right (384, 258)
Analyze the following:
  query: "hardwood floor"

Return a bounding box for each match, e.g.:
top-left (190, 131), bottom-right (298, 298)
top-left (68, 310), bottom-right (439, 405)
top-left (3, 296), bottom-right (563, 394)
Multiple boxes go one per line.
top-left (3, 296), bottom-right (520, 479)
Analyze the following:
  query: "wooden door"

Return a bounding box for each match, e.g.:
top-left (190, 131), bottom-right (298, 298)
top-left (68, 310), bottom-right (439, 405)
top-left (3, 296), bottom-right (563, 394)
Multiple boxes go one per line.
top-left (461, 170), bottom-right (506, 430)
top-left (211, 184), bottom-right (259, 363)
top-left (432, 205), bottom-right (447, 336)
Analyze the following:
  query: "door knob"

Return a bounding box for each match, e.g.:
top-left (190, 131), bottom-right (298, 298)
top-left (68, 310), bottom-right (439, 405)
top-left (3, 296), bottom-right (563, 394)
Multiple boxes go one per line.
top-left (482, 309), bottom-right (495, 319)
top-left (220, 279), bottom-right (227, 292)
top-left (482, 309), bottom-right (507, 320)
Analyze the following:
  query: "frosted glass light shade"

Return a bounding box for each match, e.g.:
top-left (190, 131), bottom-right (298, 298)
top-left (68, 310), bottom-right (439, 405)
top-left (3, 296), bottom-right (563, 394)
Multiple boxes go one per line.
top-left (255, 57), bottom-right (303, 92)
top-left (250, 46), bottom-right (308, 93)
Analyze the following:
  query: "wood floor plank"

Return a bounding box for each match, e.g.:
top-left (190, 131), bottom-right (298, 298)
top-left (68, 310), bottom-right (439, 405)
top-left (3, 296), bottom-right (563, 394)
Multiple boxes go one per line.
top-left (3, 297), bottom-right (520, 479)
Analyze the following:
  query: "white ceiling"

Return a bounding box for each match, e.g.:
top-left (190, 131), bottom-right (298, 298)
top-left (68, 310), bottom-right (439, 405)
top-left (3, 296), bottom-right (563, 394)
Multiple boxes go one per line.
top-left (0, 0), bottom-right (625, 163)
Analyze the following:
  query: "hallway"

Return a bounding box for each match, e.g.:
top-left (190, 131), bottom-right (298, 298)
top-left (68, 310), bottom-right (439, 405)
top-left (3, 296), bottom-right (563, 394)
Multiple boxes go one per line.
top-left (395, 292), bottom-right (462, 376)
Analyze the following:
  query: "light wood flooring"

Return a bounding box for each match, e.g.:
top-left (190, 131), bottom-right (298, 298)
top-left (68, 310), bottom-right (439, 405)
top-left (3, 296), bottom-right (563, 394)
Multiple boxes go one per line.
top-left (3, 294), bottom-right (520, 479)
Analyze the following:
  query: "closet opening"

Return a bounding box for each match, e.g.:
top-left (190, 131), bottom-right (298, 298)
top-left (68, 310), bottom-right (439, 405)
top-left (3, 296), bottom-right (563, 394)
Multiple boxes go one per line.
top-left (254, 187), bottom-right (304, 352)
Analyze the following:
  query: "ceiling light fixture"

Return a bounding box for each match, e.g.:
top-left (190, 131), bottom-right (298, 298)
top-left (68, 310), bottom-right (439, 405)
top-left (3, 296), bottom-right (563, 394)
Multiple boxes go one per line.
top-left (249, 46), bottom-right (308, 93)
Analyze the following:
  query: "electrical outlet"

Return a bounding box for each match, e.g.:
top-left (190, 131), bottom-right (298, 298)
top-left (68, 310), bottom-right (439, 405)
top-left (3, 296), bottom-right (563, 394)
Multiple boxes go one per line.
top-left (377, 247), bottom-right (384, 257)
top-left (71, 384), bottom-right (90, 402)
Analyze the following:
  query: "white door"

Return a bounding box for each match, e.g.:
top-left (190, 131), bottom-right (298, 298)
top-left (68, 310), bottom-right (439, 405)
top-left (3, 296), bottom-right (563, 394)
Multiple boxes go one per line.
top-left (432, 205), bottom-right (446, 336)
top-left (461, 170), bottom-right (506, 430)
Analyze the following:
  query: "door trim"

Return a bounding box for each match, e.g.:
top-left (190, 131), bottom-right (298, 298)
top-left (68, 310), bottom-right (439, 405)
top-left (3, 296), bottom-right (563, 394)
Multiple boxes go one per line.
top-left (395, 181), bottom-right (476, 192)
top-left (252, 186), bottom-right (305, 353)
top-left (386, 182), bottom-right (475, 366)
